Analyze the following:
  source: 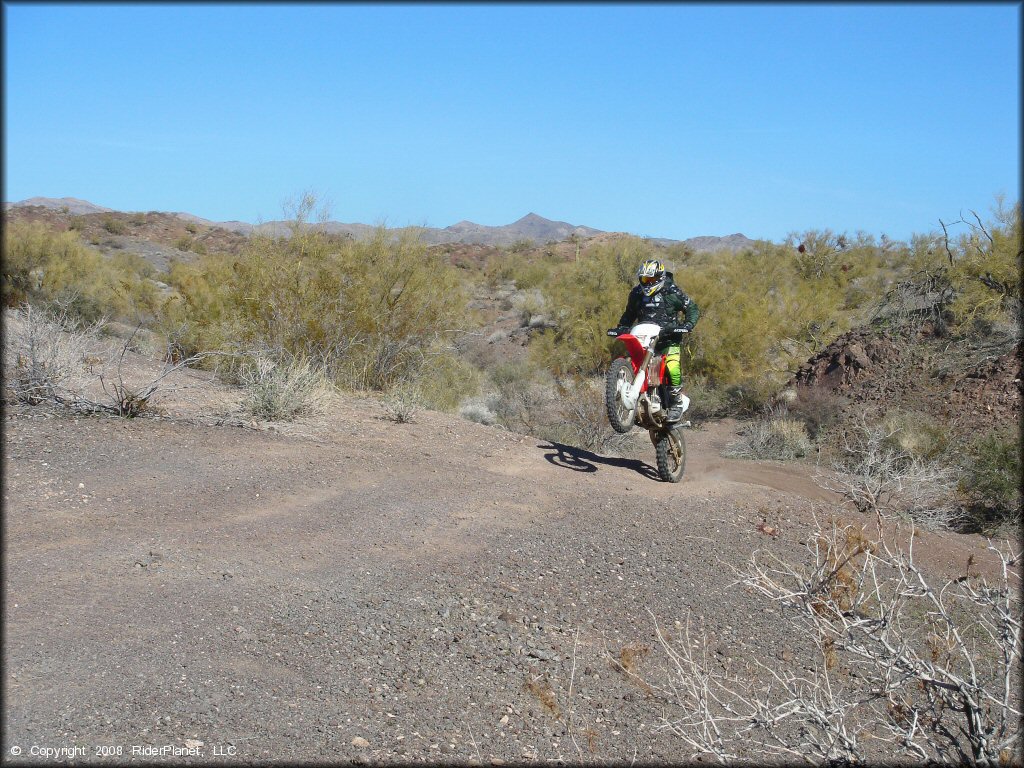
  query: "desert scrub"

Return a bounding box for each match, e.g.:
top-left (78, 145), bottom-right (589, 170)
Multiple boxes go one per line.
top-left (820, 414), bottom-right (962, 531)
top-left (2, 221), bottom-right (159, 323)
top-left (409, 351), bottom-right (481, 412)
top-left (383, 383), bottom-right (422, 424)
top-left (723, 407), bottom-right (812, 461)
top-left (458, 394), bottom-right (499, 426)
top-left (881, 409), bottom-right (950, 461)
top-left (958, 428), bottom-right (1021, 532)
top-left (531, 236), bottom-right (651, 375)
top-left (3, 305), bottom-right (103, 406)
top-left (163, 218), bottom-right (467, 391)
top-left (240, 354), bottom-right (329, 421)
top-left (681, 375), bottom-right (730, 420)
top-left (101, 215), bottom-right (126, 234)
top-left (174, 235), bottom-right (207, 255)
top-left (786, 386), bottom-right (843, 440)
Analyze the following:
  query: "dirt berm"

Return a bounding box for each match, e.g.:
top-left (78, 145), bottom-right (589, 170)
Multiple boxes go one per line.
top-left (2, 383), bottom-right (1000, 764)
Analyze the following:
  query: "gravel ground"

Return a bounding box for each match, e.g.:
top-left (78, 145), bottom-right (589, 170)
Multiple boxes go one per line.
top-left (2, 395), bottom-right (1003, 765)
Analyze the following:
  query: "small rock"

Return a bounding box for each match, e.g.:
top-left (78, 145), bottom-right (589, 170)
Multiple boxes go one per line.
top-left (352, 736), bottom-right (370, 748)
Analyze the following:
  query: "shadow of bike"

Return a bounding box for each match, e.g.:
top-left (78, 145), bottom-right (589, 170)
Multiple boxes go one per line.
top-left (538, 442), bottom-right (660, 481)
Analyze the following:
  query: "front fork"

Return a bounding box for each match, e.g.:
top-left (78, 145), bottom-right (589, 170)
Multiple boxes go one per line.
top-left (620, 347), bottom-right (655, 411)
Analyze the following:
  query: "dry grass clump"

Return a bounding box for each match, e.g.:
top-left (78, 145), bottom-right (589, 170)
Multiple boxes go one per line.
top-left (881, 409), bottom-right (950, 460)
top-left (383, 383), bottom-right (421, 424)
top-left (724, 407), bottom-right (812, 461)
top-left (239, 353), bottom-right (329, 421)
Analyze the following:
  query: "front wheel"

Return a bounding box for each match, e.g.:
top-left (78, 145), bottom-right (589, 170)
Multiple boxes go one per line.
top-left (605, 357), bottom-right (636, 434)
top-left (654, 427), bottom-right (686, 483)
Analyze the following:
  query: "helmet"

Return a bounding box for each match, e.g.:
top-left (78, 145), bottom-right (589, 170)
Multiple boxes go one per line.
top-left (636, 259), bottom-right (666, 296)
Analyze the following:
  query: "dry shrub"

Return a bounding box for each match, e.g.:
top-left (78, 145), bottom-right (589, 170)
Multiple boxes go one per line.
top-left (458, 394), bottom-right (499, 426)
top-left (648, 520), bottom-right (1022, 764)
top-left (724, 407), bottom-right (812, 461)
top-left (383, 383), bottom-right (421, 424)
top-left (3, 305), bottom-right (103, 405)
top-left (821, 414), bottom-right (962, 530)
top-left (240, 353), bottom-right (328, 421)
top-left (882, 409), bottom-right (950, 461)
top-left (787, 385), bottom-right (844, 440)
top-left (683, 375), bottom-right (730, 420)
top-left (551, 375), bottom-right (635, 454)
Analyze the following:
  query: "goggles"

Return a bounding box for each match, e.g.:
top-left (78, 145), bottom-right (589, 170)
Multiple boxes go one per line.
top-left (640, 275), bottom-right (660, 285)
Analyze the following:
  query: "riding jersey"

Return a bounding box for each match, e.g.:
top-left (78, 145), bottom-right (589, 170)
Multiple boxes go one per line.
top-left (617, 272), bottom-right (699, 344)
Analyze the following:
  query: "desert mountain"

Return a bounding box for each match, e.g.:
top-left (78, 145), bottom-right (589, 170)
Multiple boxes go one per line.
top-left (4, 196), bottom-right (115, 215)
top-left (5, 197), bottom-right (757, 252)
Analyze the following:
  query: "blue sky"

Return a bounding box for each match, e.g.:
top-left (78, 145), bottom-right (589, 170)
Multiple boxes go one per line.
top-left (3, 3), bottom-right (1019, 242)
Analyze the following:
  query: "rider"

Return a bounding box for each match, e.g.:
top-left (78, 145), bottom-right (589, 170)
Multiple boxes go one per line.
top-left (608, 259), bottom-right (699, 422)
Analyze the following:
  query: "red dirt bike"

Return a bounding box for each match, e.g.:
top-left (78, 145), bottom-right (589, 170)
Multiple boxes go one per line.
top-left (605, 322), bottom-right (690, 483)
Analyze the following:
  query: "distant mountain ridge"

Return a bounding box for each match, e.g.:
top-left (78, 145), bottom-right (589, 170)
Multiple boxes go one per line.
top-left (4, 196), bottom-right (758, 252)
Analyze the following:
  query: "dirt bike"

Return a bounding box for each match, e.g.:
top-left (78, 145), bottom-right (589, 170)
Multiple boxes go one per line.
top-left (605, 322), bottom-right (690, 482)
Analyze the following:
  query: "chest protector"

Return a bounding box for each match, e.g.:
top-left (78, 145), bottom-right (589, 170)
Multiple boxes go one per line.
top-left (636, 288), bottom-right (677, 327)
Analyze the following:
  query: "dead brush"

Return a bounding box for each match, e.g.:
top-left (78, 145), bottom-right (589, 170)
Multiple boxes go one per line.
top-left (808, 521), bottom-right (877, 620)
top-left (610, 643), bottom-right (654, 695)
top-left (643, 522), bottom-right (1021, 764)
top-left (524, 675), bottom-right (562, 720)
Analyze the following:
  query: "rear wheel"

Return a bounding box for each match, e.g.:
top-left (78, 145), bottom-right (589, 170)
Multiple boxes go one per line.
top-left (605, 357), bottom-right (636, 434)
top-left (654, 427), bottom-right (686, 482)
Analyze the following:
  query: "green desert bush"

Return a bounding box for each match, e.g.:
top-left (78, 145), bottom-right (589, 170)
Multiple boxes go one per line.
top-left (682, 243), bottom-right (847, 388)
top-left (2, 221), bottom-right (159, 323)
top-left (409, 351), bottom-right (482, 412)
top-left (528, 235), bottom-right (851, 399)
top-left (162, 221), bottom-right (468, 394)
top-left (958, 428), bottom-right (1021, 532)
top-left (101, 215), bottom-right (126, 234)
top-left (946, 199), bottom-right (1021, 335)
top-left (531, 236), bottom-right (649, 375)
top-left (174, 235), bottom-right (207, 255)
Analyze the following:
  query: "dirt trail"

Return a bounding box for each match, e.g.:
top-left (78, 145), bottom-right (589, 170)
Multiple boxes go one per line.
top-left (3, 393), bottom-right (1001, 764)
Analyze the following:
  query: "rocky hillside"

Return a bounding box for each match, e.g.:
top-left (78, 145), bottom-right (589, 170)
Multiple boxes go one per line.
top-left (791, 322), bottom-right (1020, 435)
